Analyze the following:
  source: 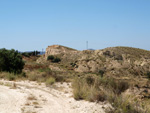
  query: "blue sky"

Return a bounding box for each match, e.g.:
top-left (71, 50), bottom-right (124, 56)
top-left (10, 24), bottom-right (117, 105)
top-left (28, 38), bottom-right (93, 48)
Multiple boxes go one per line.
top-left (0, 0), bottom-right (150, 51)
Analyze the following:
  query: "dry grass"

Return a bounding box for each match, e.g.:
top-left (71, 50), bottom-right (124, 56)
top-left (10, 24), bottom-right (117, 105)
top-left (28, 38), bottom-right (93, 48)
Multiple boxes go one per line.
top-left (32, 102), bottom-right (39, 105)
top-left (104, 46), bottom-right (150, 59)
top-left (105, 92), bottom-right (150, 113)
top-left (46, 77), bottom-right (56, 86)
top-left (72, 75), bottom-right (106, 102)
top-left (72, 74), bottom-right (150, 113)
top-left (0, 72), bottom-right (26, 81)
top-left (27, 95), bottom-right (37, 101)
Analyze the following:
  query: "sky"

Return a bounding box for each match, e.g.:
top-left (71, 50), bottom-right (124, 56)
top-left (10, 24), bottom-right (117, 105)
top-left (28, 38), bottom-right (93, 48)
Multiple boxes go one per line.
top-left (0, 0), bottom-right (150, 51)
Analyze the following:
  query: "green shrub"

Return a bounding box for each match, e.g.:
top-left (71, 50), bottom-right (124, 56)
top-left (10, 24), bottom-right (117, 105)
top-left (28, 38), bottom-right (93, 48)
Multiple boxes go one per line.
top-left (22, 52), bottom-right (30, 57)
top-left (38, 68), bottom-right (51, 72)
top-left (70, 62), bottom-right (76, 67)
top-left (98, 70), bottom-right (105, 77)
top-left (47, 55), bottom-right (54, 60)
top-left (0, 48), bottom-right (24, 74)
top-left (47, 55), bottom-right (61, 63)
top-left (46, 77), bottom-right (56, 86)
top-left (52, 57), bottom-right (61, 63)
top-left (146, 72), bottom-right (150, 80)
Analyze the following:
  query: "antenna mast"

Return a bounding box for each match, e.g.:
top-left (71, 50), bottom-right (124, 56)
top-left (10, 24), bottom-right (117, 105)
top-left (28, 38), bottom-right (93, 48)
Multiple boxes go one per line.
top-left (42, 48), bottom-right (44, 55)
top-left (86, 41), bottom-right (88, 50)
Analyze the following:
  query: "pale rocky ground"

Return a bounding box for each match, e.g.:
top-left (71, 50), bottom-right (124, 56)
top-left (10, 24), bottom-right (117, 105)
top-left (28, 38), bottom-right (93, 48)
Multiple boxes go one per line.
top-left (0, 80), bottom-right (111, 113)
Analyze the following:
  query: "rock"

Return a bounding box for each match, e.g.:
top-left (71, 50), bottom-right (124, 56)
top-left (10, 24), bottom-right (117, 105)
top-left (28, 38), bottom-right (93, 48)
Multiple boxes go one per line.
top-left (49, 65), bottom-right (63, 72)
top-left (45, 45), bottom-right (78, 58)
top-left (75, 65), bottom-right (89, 73)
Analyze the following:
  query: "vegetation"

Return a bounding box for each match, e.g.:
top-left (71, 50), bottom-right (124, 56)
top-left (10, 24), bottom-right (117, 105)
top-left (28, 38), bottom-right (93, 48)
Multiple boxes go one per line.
top-left (0, 72), bottom-right (26, 80)
top-left (105, 46), bottom-right (150, 59)
top-left (146, 72), bottom-right (150, 80)
top-left (25, 63), bottom-right (66, 84)
top-left (47, 55), bottom-right (54, 60)
top-left (46, 77), bottom-right (56, 86)
top-left (72, 74), bottom-right (150, 113)
top-left (0, 48), bottom-right (25, 74)
top-left (72, 75), bottom-right (105, 102)
top-left (22, 51), bottom-right (40, 57)
top-left (47, 55), bottom-right (61, 63)
top-left (98, 70), bottom-right (105, 77)
top-left (1, 45), bottom-right (150, 112)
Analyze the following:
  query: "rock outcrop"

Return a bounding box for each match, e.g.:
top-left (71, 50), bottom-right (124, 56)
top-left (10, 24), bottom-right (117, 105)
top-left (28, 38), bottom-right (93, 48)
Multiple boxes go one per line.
top-left (45, 45), bottom-right (78, 58)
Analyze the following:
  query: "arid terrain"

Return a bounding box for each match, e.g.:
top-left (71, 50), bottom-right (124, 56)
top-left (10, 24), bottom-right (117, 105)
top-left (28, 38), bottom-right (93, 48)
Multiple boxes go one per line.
top-left (0, 80), bottom-right (110, 113)
top-left (1, 45), bottom-right (150, 113)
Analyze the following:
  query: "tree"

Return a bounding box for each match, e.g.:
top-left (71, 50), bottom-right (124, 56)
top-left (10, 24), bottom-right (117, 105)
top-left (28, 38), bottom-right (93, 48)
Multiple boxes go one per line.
top-left (0, 48), bottom-right (25, 74)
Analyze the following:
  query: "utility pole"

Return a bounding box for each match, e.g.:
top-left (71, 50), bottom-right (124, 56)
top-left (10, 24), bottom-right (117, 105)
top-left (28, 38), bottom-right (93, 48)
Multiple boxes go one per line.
top-left (86, 41), bottom-right (88, 50)
top-left (42, 48), bottom-right (44, 55)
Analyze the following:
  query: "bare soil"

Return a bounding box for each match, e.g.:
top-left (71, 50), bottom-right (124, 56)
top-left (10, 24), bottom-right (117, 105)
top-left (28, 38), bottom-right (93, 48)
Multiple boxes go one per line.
top-left (0, 80), bottom-right (110, 113)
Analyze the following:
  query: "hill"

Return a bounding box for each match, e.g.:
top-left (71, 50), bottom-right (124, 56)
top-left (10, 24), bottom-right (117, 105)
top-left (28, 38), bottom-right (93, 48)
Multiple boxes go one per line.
top-left (24, 45), bottom-right (150, 112)
top-left (43, 45), bottom-right (150, 75)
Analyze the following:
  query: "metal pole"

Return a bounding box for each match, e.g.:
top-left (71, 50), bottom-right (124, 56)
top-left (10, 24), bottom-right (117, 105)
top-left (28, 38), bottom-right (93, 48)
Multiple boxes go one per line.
top-left (86, 41), bottom-right (88, 50)
top-left (42, 48), bottom-right (44, 55)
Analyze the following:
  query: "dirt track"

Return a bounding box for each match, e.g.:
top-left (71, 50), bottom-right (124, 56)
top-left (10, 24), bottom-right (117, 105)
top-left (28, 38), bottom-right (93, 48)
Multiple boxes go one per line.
top-left (0, 80), bottom-right (110, 113)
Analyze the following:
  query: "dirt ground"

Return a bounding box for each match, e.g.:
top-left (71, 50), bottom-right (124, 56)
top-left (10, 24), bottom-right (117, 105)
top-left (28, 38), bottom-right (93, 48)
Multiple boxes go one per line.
top-left (0, 80), bottom-right (110, 113)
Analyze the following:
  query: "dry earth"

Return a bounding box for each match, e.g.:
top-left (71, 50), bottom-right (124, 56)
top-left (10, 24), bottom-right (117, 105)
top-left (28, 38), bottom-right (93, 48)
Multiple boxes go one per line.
top-left (0, 80), bottom-right (110, 113)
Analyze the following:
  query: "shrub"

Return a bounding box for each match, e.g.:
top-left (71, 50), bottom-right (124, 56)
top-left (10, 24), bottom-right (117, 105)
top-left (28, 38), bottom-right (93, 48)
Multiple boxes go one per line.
top-left (87, 86), bottom-right (106, 102)
top-left (114, 55), bottom-right (123, 60)
top-left (28, 74), bottom-right (38, 81)
top-left (99, 77), bottom-right (129, 95)
top-left (22, 52), bottom-right (30, 57)
top-left (106, 94), bottom-right (145, 113)
top-left (46, 77), bottom-right (56, 86)
top-left (6, 73), bottom-right (16, 81)
top-left (47, 55), bottom-right (61, 63)
top-left (98, 70), bottom-right (105, 77)
top-left (72, 75), bottom-right (106, 102)
top-left (108, 79), bottom-right (129, 95)
top-left (146, 72), bottom-right (150, 80)
top-left (70, 62), bottom-right (76, 67)
top-left (52, 57), bottom-right (61, 63)
top-left (38, 68), bottom-right (51, 73)
top-left (72, 77), bottom-right (87, 100)
top-left (85, 75), bottom-right (95, 86)
top-left (47, 55), bottom-right (54, 60)
top-left (0, 48), bottom-right (24, 74)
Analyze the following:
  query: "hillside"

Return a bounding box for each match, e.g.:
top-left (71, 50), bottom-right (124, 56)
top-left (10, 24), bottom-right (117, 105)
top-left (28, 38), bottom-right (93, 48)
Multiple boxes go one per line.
top-left (1, 45), bottom-right (150, 113)
top-left (36, 45), bottom-right (150, 112)
top-left (41, 45), bottom-right (150, 76)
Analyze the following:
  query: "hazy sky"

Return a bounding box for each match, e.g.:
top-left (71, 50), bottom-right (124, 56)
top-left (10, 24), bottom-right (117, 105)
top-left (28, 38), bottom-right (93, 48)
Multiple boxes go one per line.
top-left (0, 0), bottom-right (150, 51)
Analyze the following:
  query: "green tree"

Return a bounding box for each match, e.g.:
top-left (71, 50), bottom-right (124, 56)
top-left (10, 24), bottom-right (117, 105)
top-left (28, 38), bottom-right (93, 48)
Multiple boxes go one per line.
top-left (0, 48), bottom-right (25, 74)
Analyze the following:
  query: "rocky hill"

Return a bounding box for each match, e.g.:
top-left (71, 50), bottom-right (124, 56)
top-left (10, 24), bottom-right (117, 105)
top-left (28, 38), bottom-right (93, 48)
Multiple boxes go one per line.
top-left (42, 45), bottom-right (150, 78)
top-left (21, 45), bottom-right (150, 112)
top-left (75, 47), bottom-right (150, 77)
